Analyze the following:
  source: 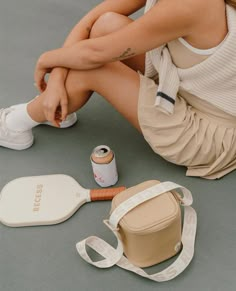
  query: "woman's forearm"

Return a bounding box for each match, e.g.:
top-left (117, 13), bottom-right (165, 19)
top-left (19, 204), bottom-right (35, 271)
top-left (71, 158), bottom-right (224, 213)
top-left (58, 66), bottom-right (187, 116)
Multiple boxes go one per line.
top-left (40, 41), bottom-right (103, 72)
top-left (47, 67), bottom-right (69, 86)
top-left (48, 0), bottom-right (146, 84)
top-left (40, 1), bottom-right (195, 73)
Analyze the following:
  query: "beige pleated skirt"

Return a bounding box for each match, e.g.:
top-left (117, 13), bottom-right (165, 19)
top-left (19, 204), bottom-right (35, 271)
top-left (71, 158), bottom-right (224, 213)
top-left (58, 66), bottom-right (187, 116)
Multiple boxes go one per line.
top-left (138, 74), bottom-right (236, 179)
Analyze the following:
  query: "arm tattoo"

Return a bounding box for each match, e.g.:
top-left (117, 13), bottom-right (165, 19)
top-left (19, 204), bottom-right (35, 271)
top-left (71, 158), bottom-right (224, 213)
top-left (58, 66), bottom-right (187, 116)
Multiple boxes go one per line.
top-left (112, 48), bottom-right (136, 61)
top-left (86, 26), bottom-right (91, 36)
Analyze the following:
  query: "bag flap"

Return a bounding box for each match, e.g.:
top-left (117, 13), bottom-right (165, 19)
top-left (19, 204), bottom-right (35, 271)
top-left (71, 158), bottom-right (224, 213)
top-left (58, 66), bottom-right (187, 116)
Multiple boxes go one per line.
top-left (111, 180), bottom-right (180, 233)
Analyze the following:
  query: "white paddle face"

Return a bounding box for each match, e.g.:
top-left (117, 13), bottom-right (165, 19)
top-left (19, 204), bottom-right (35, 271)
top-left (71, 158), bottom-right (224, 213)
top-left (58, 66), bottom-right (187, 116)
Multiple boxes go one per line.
top-left (0, 174), bottom-right (90, 227)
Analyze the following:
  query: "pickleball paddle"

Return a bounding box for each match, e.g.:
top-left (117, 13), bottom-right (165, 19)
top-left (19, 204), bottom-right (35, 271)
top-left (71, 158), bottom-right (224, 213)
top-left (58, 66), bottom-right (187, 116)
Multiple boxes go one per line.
top-left (0, 174), bottom-right (125, 227)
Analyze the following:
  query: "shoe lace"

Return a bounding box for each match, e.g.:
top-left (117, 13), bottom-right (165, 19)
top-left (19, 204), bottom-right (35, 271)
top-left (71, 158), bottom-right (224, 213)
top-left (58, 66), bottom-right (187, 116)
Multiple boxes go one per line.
top-left (0, 108), bottom-right (13, 136)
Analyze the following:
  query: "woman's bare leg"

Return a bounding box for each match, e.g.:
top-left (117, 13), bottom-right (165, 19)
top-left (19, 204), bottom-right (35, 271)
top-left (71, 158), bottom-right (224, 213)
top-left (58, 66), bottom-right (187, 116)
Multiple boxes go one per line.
top-left (30, 61), bottom-right (141, 131)
top-left (68, 62), bottom-right (141, 131)
top-left (27, 13), bottom-right (144, 130)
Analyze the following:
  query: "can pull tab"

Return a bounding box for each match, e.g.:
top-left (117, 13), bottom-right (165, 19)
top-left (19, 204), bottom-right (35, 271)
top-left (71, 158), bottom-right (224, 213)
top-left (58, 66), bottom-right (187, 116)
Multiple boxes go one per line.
top-left (97, 147), bottom-right (109, 156)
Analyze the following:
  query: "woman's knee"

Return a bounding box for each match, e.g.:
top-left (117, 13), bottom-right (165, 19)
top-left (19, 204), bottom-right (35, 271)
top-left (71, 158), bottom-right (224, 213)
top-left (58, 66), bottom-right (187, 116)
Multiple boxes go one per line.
top-left (90, 12), bottom-right (132, 38)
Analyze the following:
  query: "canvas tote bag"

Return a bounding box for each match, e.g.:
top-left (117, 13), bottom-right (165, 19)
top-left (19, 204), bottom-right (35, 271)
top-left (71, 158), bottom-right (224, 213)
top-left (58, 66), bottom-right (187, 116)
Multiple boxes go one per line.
top-left (76, 180), bottom-right (197, 282)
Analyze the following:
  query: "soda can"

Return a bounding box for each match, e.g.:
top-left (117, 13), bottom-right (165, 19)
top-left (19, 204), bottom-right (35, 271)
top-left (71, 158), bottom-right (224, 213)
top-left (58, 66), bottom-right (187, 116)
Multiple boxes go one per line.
top-left (91, 145), bottom-right (118, 187)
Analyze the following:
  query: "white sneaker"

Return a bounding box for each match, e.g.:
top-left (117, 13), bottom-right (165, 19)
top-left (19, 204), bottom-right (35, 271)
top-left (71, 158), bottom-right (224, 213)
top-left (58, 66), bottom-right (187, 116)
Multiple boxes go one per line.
top-left (43, 112), bottom-right (77, 128)
top-left (0, 108), bottom-right (34, 150)
top-left (10, 104), bottom-right (78, 128)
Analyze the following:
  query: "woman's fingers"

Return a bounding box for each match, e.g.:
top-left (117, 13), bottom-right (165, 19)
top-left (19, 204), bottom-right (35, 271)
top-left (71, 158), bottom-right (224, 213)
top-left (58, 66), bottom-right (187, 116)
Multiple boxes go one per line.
top-left (34, 64), bottom-right (51, 92)
top-left (40, 83), bottom-right (69, 127)
top-left (40, 80), bottom-right (47, 92)
top-left (34, 71), bottom-right (46, 92)
top-left (43, 102), bottom-right (59, 127)
top-left (48, 109), bottom-right (59, 127)
top-left (60, 100), bottom-right (68, 121)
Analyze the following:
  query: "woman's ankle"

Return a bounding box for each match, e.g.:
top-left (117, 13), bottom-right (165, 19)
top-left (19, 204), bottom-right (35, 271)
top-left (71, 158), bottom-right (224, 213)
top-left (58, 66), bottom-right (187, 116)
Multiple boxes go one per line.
top-left (27, 96), bottom-right (47, 123)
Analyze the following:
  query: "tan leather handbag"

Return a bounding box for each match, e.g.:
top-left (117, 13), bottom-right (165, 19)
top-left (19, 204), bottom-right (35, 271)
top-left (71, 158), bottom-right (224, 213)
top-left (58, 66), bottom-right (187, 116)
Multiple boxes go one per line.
top-left (77, 180), bottom-right (197, 282)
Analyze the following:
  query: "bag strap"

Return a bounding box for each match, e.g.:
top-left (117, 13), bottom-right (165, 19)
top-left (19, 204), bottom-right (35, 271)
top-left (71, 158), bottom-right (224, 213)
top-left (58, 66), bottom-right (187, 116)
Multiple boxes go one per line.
top-left (76, 182), bottom-right (197, 281)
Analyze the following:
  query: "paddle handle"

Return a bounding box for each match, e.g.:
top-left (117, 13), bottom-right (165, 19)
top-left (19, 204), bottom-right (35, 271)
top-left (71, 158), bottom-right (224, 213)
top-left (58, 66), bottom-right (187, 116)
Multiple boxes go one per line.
top-left (90, 186), bottom-right (126, 201)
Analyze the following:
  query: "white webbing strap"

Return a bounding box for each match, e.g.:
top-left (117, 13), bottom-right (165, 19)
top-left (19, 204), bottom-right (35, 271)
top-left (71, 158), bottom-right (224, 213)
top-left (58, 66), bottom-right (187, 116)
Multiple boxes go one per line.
top-left (76, 182), bottom-right (197, 281)
top-left (76, 232), bottom-right (124, 268)
top-left (109, 181), bottom-right (193, 229)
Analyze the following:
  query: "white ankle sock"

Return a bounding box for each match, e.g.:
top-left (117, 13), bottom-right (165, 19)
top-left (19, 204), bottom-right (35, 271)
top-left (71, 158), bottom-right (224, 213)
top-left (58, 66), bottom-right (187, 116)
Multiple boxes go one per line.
top-left (6, 103), bottom-right (40, 132)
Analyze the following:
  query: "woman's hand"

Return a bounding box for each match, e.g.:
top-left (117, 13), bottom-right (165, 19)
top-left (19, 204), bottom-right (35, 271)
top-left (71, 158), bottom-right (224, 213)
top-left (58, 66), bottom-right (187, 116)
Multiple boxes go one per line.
top-left (34, 52), bottom-right (52, 93)
top-left (41, 81), bottom-right (69, 127)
